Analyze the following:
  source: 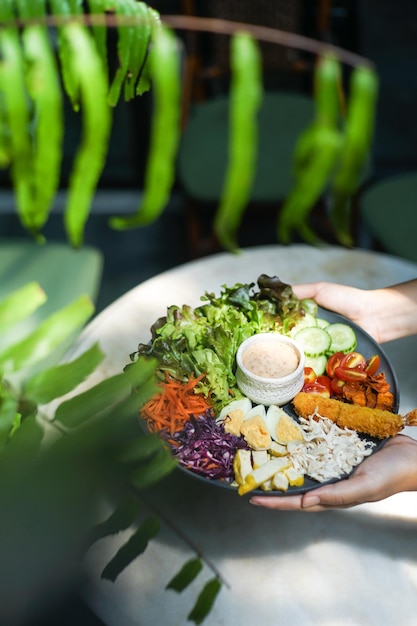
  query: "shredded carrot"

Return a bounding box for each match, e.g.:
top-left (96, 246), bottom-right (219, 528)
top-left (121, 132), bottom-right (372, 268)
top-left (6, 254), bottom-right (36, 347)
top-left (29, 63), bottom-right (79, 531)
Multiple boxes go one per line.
top-left (141, 372), bottom-right (212, 439)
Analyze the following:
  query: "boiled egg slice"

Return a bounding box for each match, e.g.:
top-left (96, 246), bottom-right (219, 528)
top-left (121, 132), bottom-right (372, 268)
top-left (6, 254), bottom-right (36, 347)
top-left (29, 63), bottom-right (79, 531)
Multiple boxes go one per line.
top-left (266, 404), bottom-right (304, 444)
top-left (217, 397), bottom-right (252, 436)
top-left (265, 404), bottom-right (288, 442)
top-left (240, 404), bottom-right (271, 450)
top-left (243, 403), bottom-right (266, 422)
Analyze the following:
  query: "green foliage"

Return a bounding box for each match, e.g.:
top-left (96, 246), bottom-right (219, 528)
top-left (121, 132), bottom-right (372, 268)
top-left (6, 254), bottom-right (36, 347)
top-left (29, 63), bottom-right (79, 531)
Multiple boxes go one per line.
top-left (0, 283), bottom-right (223, 624)
top-left (167, 559), bottom-right (223, 625)
top-left (62, 21), bottom-right (111, 246)
top-left (166, 557), bottom-right (203, 592)
top-left (278, 54), bottom-right (378, 245)
top-left (0, 4), bottom-right (378, 250)
top-left (188, 577), bottom-right (222, 625)
top-left (0, 282), bottom-right (47, 330)
top-left (87, 495), bottom-right (142, 546)
top-left (101, 515), bottom-right (160, 582)
top-left (214, 31), bottom-right (263, 251)
top-left (109, 18), bottom-right (181, 229)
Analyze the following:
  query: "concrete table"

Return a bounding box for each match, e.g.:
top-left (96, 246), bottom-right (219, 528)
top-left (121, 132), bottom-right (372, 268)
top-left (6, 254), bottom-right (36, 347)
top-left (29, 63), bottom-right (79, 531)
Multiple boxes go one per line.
top-left (65, 244), bottom-right (417, 626)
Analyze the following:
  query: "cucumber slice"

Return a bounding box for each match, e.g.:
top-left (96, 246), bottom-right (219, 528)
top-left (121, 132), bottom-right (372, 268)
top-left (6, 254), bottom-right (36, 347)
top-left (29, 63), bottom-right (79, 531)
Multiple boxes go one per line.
top-left (288, 313), bottom-right (317, 337)
top-left (326, 323), bottom-right (357, 354)
top-left (304, 354), bottom-right (328, 376)
top-left (316, 317), bottom-right (330, 329)
top-left (294, 326), bottom-right (331, 358)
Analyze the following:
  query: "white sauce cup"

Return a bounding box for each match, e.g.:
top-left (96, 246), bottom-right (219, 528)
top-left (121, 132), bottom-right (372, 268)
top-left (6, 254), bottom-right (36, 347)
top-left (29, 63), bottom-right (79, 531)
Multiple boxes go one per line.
top-left (235, 333), bottom-right (305, 405)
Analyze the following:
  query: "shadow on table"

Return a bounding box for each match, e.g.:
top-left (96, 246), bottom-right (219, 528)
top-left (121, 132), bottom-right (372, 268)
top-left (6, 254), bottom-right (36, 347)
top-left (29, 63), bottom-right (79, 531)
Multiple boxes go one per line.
top-left (142, 468), bottom-right (416, 563)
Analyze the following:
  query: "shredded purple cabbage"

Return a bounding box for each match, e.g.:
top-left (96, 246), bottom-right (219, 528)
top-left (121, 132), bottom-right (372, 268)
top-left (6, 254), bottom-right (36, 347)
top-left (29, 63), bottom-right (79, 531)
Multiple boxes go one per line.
top-left (169, 410), bottom-right (249, 481)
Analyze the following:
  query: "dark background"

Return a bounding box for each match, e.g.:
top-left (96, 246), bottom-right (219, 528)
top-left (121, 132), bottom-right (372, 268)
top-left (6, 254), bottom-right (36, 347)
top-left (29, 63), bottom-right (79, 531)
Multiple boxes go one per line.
top-left (2, 0), bottom-right (417, 319)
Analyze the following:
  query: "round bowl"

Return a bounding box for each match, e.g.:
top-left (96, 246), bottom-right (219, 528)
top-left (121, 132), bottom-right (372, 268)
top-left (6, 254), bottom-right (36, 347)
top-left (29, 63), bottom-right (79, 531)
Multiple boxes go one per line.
top-left (235, 333), bottom-right (305, 406)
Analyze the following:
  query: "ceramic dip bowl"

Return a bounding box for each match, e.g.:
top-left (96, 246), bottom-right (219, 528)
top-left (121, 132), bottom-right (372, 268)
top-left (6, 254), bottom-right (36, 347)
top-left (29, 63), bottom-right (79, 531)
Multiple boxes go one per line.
top-left (235, 333), bottom-right (305, 406)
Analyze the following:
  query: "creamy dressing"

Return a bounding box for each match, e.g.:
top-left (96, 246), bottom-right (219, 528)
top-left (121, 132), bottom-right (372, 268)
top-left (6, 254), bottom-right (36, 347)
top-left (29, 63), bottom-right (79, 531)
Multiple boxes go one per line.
top-left (242, 341), bottom-right (299, 378)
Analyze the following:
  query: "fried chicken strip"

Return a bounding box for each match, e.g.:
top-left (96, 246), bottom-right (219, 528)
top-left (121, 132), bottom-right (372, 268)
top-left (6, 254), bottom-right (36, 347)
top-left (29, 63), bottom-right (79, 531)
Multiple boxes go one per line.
top-left (292, 392), bottom-right (417, 439)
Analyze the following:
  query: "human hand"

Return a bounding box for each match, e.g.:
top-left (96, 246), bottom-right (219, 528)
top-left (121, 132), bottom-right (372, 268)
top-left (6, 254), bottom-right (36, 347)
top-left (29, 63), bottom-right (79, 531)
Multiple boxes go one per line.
top-left (293, 281), bottom-right (384, 342)
top-left (250, 435), bottom-right (417, 511)
top-left (292, 280), bottom-right (417, 343)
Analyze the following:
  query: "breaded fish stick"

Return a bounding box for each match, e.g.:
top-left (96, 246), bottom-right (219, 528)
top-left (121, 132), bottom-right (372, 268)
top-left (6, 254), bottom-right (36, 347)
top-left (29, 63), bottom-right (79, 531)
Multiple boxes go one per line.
top-left (292, 392), bottom-right (417, 439)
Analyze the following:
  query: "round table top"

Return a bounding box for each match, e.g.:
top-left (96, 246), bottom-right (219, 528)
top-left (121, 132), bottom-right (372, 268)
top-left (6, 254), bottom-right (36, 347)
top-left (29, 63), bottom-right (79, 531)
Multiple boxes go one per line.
top-left (65, 244), bottom-right (417, 626)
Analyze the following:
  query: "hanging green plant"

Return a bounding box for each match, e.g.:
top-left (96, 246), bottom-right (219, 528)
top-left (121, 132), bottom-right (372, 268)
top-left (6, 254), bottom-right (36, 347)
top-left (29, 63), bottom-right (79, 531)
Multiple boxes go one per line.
top-left (110, 19), bottom-right (181, 230)
top-left (213, 31), bottom-right (263, 252)
top-left (0, 4), bottom-right (378, 249)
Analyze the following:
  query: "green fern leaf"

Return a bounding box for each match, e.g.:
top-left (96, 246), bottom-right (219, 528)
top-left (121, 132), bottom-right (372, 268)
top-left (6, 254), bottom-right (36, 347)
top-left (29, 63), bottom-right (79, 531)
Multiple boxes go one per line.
top-left (87, 495), bottom-right (141, 546)
top-left (101, 515), bottom-right (160, 582)
top-left (166, 557), bottom-right (203, 592)
top-left (187, 577), bottom-right (222, 625)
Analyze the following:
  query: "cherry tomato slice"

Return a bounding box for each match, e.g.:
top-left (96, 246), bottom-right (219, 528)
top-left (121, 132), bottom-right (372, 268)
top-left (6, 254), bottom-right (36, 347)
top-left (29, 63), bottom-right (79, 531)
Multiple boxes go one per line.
top-left (331, 377), bottom-right (345, 395)
top-left (340, 351), bottom-right (366, 370)
top-left (302, 381), bottom-right (331, 397)
top-left (304, 367), bottom-right (317, 384)
top-left (316, 375), bottom-right (332, 394)
top-left (334, 365), bottom-right (368, 382)
top-left (365, 354), bottom-right (381, 376)
top-left (326, 351), bottom-right (344, 378)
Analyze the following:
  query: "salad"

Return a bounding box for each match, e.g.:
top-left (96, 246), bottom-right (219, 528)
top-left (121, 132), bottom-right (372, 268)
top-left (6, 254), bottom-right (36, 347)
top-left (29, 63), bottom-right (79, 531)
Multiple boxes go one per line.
top-left (133, 275), bottom-right (393, 495)
top-left (135, 274), bottom-right (311, 412)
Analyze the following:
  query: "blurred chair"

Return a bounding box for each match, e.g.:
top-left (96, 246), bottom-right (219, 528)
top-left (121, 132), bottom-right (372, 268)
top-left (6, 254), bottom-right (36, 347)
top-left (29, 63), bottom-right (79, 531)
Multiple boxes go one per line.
top-left (177, 0), bottom-right (331, 256)
top-left (357, 171), bottom-right (417, 263)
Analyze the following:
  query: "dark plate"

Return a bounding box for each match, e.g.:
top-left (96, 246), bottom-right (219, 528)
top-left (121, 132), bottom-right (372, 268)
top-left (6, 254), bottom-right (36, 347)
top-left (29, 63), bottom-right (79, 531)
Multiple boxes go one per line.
top-left (143, 307), bottom-right (399, 496)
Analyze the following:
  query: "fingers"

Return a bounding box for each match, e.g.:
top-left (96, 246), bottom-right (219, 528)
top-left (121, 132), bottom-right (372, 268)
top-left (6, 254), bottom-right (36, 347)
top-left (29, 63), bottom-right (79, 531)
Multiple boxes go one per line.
top-left (250, 477), bottom-right (374, 512)
top-left (250, 494), bottom-right (306, 511)
top-left (291, 283), bottom-right (323, 301)
top-left (250, 437), bottom-right (417, 512)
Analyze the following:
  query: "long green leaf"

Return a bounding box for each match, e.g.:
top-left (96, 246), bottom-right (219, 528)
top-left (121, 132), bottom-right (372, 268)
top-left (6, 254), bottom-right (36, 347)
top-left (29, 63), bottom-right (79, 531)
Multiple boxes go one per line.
top-left (0, 0), bottom-right (14, 20)
top-left (0, 282), bottom-right (46, 332)
top-left (68, 0), bottom-right (84, 14)
top-left (85, 0), bottom-right (108, 76)
top-left (106, 0), bottom-right (135, 106)
top-left (124, 1), bottom-right (151, 101)
top-left (110, 23), bottom-right (180, 229)
top-left (188, 578), bottom-right (222, 625)
top-left (214, 32), bottom-right (263, 252)
top-left (0, 29), bottom-right (34, 231)
top-left (48, 0), bottom-right (80, 109)
top-left (166, 558), bottom-right (203, 592)
top-left (22, 25), bottom-right (64, 237)
top-left (54, 371), bottom-right (133, 427)
top-left (54, 356), bottom-right (158, 428)
top-left (0, 390), bottom-right (18, 452)
top-left (23, 342), bottom-right (104, 405)
top-left (62, 22), bottom-right (111, 247)
top-left (14, 0), bottom-right (46, 18)
top-left (128, 445), bottom-right (177, 489)
top-left (117, 431), bottom-right (164, 464)
top-left (86, 495), bottom-right (141, 547)
top-left (0, 294), bottom-right (94, 374)
top-left (101, 515), bottom-right (160, 582)
top-left (330, 65), bottom-right (379, 245)
top-left (1, 411), bottom-right (44, 459)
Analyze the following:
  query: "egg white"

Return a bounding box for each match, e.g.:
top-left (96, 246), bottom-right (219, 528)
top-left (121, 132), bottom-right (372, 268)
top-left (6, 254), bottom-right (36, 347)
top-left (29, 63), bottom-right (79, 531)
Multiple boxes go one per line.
top-left (265, 404), bottom-right (288, 442)
top-left (244, 404), bottom-right (266, 421)
top-left (217, 397), bottom-right (252, 422)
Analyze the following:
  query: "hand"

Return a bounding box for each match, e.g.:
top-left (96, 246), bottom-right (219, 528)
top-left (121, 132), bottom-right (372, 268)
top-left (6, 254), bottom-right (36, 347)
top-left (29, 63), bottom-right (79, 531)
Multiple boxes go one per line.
top-left (250, 435), bottom-right (417, 511)
top-left (292, 280), bottom-right (417, 344)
